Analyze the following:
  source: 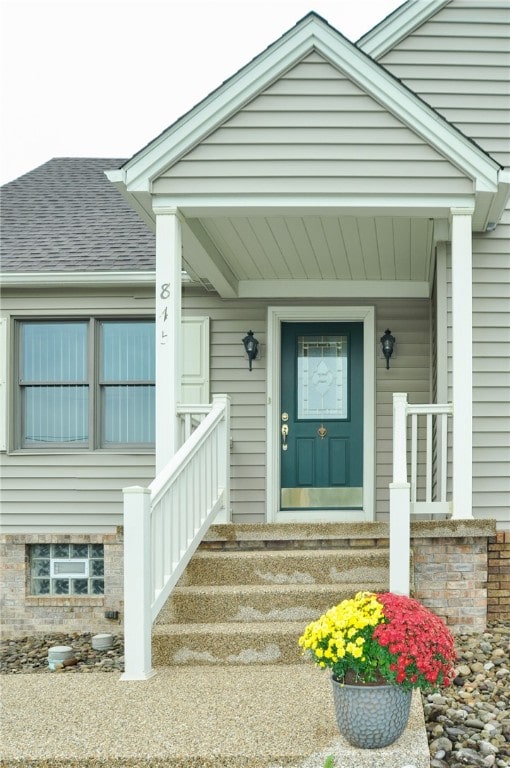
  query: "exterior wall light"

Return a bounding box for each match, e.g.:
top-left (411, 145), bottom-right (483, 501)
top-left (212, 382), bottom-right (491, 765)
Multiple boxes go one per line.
top-left (381, 329), bottom-right (395, 370)
top-left (242, 330), bottom-right (259, 371)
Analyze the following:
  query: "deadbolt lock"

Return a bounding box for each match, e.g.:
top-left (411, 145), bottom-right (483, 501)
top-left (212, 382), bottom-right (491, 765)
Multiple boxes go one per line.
top-left (281, 412), bottom-right (288, 422)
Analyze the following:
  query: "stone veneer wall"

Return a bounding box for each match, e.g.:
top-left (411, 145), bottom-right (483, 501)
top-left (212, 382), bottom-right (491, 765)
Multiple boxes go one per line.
top-left (0, 529), bottom-right (124, 638)
top-left (488, 530), bottom-right (510, 622)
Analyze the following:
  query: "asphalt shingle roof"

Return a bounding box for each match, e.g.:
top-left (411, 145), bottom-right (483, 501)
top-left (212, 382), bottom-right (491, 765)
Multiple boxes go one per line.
top-left (0, 158), bottom-right (155, 273)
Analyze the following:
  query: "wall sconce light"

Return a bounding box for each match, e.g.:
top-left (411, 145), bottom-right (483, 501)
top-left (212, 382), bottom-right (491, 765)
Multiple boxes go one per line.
top-left (242, 330), bottom-right (259, 371)
top-left (381, 329), bottom-right (395, 370)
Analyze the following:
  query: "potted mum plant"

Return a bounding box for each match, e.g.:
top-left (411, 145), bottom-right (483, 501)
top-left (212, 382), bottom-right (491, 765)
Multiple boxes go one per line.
top-left (298, 591), bottom-right (456, 749)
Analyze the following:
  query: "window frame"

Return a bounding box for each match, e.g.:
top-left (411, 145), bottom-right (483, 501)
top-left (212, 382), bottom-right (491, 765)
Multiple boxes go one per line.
top-left (29, 542), bottom-right (105, 597)
top-left (15, 316), bottom-right (155, 451)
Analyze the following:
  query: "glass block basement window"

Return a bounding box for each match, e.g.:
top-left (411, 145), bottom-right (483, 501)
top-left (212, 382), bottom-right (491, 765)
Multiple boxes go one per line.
top-left (30, 544), bottom-right (104, 595)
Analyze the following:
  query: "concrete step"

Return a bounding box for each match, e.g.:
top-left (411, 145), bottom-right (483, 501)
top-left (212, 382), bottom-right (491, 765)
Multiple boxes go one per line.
top-left (155, 525), bottom-right (394, 671)
top-left (157, 581), bottom-right (388, 624)
top-left (203, 521), bottom-right (390, 546)
top-left (179, 547), bottom-right (389, 586)
top-left (152, 620), bottom-right (309, 666)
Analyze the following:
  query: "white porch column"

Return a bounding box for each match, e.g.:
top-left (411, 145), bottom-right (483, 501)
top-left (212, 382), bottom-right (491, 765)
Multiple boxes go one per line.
top-left (121, 486), bottom-right (155, 680)
top-left (390, 393), bottom-right (411, 595)
top-left (154, 206), bottom-right (183, 475)
top-left (450, 208), bottom-right (474, 519)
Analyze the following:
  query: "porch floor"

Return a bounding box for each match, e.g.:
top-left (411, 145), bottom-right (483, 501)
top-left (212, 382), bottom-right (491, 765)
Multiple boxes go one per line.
top-left (1, 665), bottom-right (429, 767)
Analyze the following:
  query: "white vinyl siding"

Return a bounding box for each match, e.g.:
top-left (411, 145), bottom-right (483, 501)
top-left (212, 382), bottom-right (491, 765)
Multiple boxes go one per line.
top-left (0, 287), bottom-right (209, 532)
top-left (472, 215), bottom-right (510, 525)
top-left (379, 0), bottom-right (510, 526)
top-left (1, 286), bottom-right (431, 528)
top-left (444, 222), bottom-right (510, 527)
top-left (0, 452), bottom-right (156, 532)
top-left (376, 1), bottom-right (510, 168)
top-left (183, 295), bottom-right (267, 522)
top-left (153, 52), bottom-right (471, 198)
top-left (184, 293), bottom-right (431, 523)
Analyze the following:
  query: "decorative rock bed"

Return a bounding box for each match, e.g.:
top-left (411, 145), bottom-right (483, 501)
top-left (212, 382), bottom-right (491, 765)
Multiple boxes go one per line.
top-left (424, 622), bottom-right (510, 768)
top-left (0, 632), bottom-right (124, 674)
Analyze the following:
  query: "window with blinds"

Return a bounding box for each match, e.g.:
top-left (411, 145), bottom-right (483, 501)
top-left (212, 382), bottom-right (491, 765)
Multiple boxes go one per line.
top-left (18, 319), bottom-right (155, 448)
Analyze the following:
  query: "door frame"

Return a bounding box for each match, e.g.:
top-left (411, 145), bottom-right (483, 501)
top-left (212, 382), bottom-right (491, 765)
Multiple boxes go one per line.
top-left (266, 305), bottom-right (375, 523)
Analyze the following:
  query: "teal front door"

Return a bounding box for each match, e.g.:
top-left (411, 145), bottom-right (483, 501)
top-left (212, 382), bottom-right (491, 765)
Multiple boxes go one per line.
top-left (280, 322), bottom-right (363, 511)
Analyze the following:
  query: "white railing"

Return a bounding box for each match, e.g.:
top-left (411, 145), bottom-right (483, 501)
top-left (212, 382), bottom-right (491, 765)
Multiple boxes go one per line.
top-left (177, 403), bottom-right (212, 444)
top-left (389, 392), bottom-right (453, 596)
top-left (121, 394), bottom-right (230, 680)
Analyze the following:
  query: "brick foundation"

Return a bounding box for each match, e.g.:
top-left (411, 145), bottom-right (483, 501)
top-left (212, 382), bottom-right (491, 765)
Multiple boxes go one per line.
top-left (0, 529), bottom-right (124, 638)
top-left (0, 520), bottom-right (501, 639)
top-left (412, 535), bottom-right (488, 634)
top-left (488, 530), bottom-right (510, 622)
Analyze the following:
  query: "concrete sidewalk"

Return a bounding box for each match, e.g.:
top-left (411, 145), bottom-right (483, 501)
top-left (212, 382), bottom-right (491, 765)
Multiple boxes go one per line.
top-left (0, 665), bottom-right (430, 767)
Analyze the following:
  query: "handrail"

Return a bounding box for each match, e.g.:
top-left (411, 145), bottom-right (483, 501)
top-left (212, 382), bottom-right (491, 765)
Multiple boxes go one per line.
top-left (177, 403), bottom-right (213, 443)
top-left (150, 397), bottom-right (230, 620)
top-left (390, 393), bottom-right (453, 596)
top-left (392, 393), bottom-right (452, 507)
top-left (406, 402), bottom-right (452, 506)
top-left (122, 394), bottom-right (230, 680)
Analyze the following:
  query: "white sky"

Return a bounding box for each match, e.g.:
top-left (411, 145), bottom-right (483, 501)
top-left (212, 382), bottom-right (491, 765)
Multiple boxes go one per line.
top-left (0, 0), bottom-right (404, 186)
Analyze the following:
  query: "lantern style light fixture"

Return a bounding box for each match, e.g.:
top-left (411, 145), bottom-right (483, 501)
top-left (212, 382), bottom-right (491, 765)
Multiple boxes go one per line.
top-left (381, 329), bottom-right (395, 370)
top-left (242, 330), bottom-right (259, 371)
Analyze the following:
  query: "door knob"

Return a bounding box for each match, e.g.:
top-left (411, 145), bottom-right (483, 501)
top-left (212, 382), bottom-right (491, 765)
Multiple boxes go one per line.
top-left (281, 424), bottom-right (289, 451)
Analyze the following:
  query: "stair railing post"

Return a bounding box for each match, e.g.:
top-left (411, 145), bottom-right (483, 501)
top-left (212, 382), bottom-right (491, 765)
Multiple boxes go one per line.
top-left (212, 394), bottom-right (231, 524)
top-left (390, 393), bottom-right (411, 596)
top-left (121, 485), bottom-right (155, 680)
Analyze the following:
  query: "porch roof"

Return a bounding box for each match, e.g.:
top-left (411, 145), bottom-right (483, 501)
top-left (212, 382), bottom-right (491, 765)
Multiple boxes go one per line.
top-left (106, 12), bottom-right (509, 300)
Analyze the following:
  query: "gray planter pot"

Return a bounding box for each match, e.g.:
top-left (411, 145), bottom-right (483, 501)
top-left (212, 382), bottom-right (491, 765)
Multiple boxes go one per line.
top-left (331, 676), bottom-right (412, 749)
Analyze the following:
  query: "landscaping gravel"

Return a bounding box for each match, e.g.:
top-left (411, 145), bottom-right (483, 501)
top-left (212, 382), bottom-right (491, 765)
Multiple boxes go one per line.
top-left (423, 621), bottom-right (510, 768)
top-left (0, 632), bottom-right (124, 674)
top-left (1, 622), bottom-right (509, 767)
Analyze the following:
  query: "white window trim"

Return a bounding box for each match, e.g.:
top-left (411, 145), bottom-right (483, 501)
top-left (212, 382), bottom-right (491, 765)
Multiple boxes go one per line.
top-left (15, 317), bottom-right (156, 451)
top-left (266, 305), bottom-right (375, 523)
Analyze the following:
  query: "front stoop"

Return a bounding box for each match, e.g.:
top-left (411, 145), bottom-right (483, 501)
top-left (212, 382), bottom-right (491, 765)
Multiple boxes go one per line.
top-left (153, 523), bottom-right (392, 667)
top-left (0, 524), bottom-right (430, 768)
top-left (0, 667), bottom-right (430, 768)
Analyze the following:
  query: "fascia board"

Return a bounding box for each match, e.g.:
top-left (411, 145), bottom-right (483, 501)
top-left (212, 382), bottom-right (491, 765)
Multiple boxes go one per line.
top-left (105, 170), bottom-right (155, 230)
top-left (0, 272), bottom-right (156, 288)
top-left (484, 170), bottom-right (510, 230)
top-left (173, 193), bottom-right (475, 217)
top-left (121, 15), bottom-right (499, 198)
top-left (358, 0), bottom-right (452, 60)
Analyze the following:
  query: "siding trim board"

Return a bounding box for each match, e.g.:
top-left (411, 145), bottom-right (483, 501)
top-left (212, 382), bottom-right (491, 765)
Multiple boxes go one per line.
top-left (358, 0), bottom-right (452, 59)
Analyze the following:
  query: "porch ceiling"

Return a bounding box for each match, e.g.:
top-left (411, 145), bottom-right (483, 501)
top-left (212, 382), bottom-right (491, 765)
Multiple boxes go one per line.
top-left (181, 213), bottom-right (436, 298)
